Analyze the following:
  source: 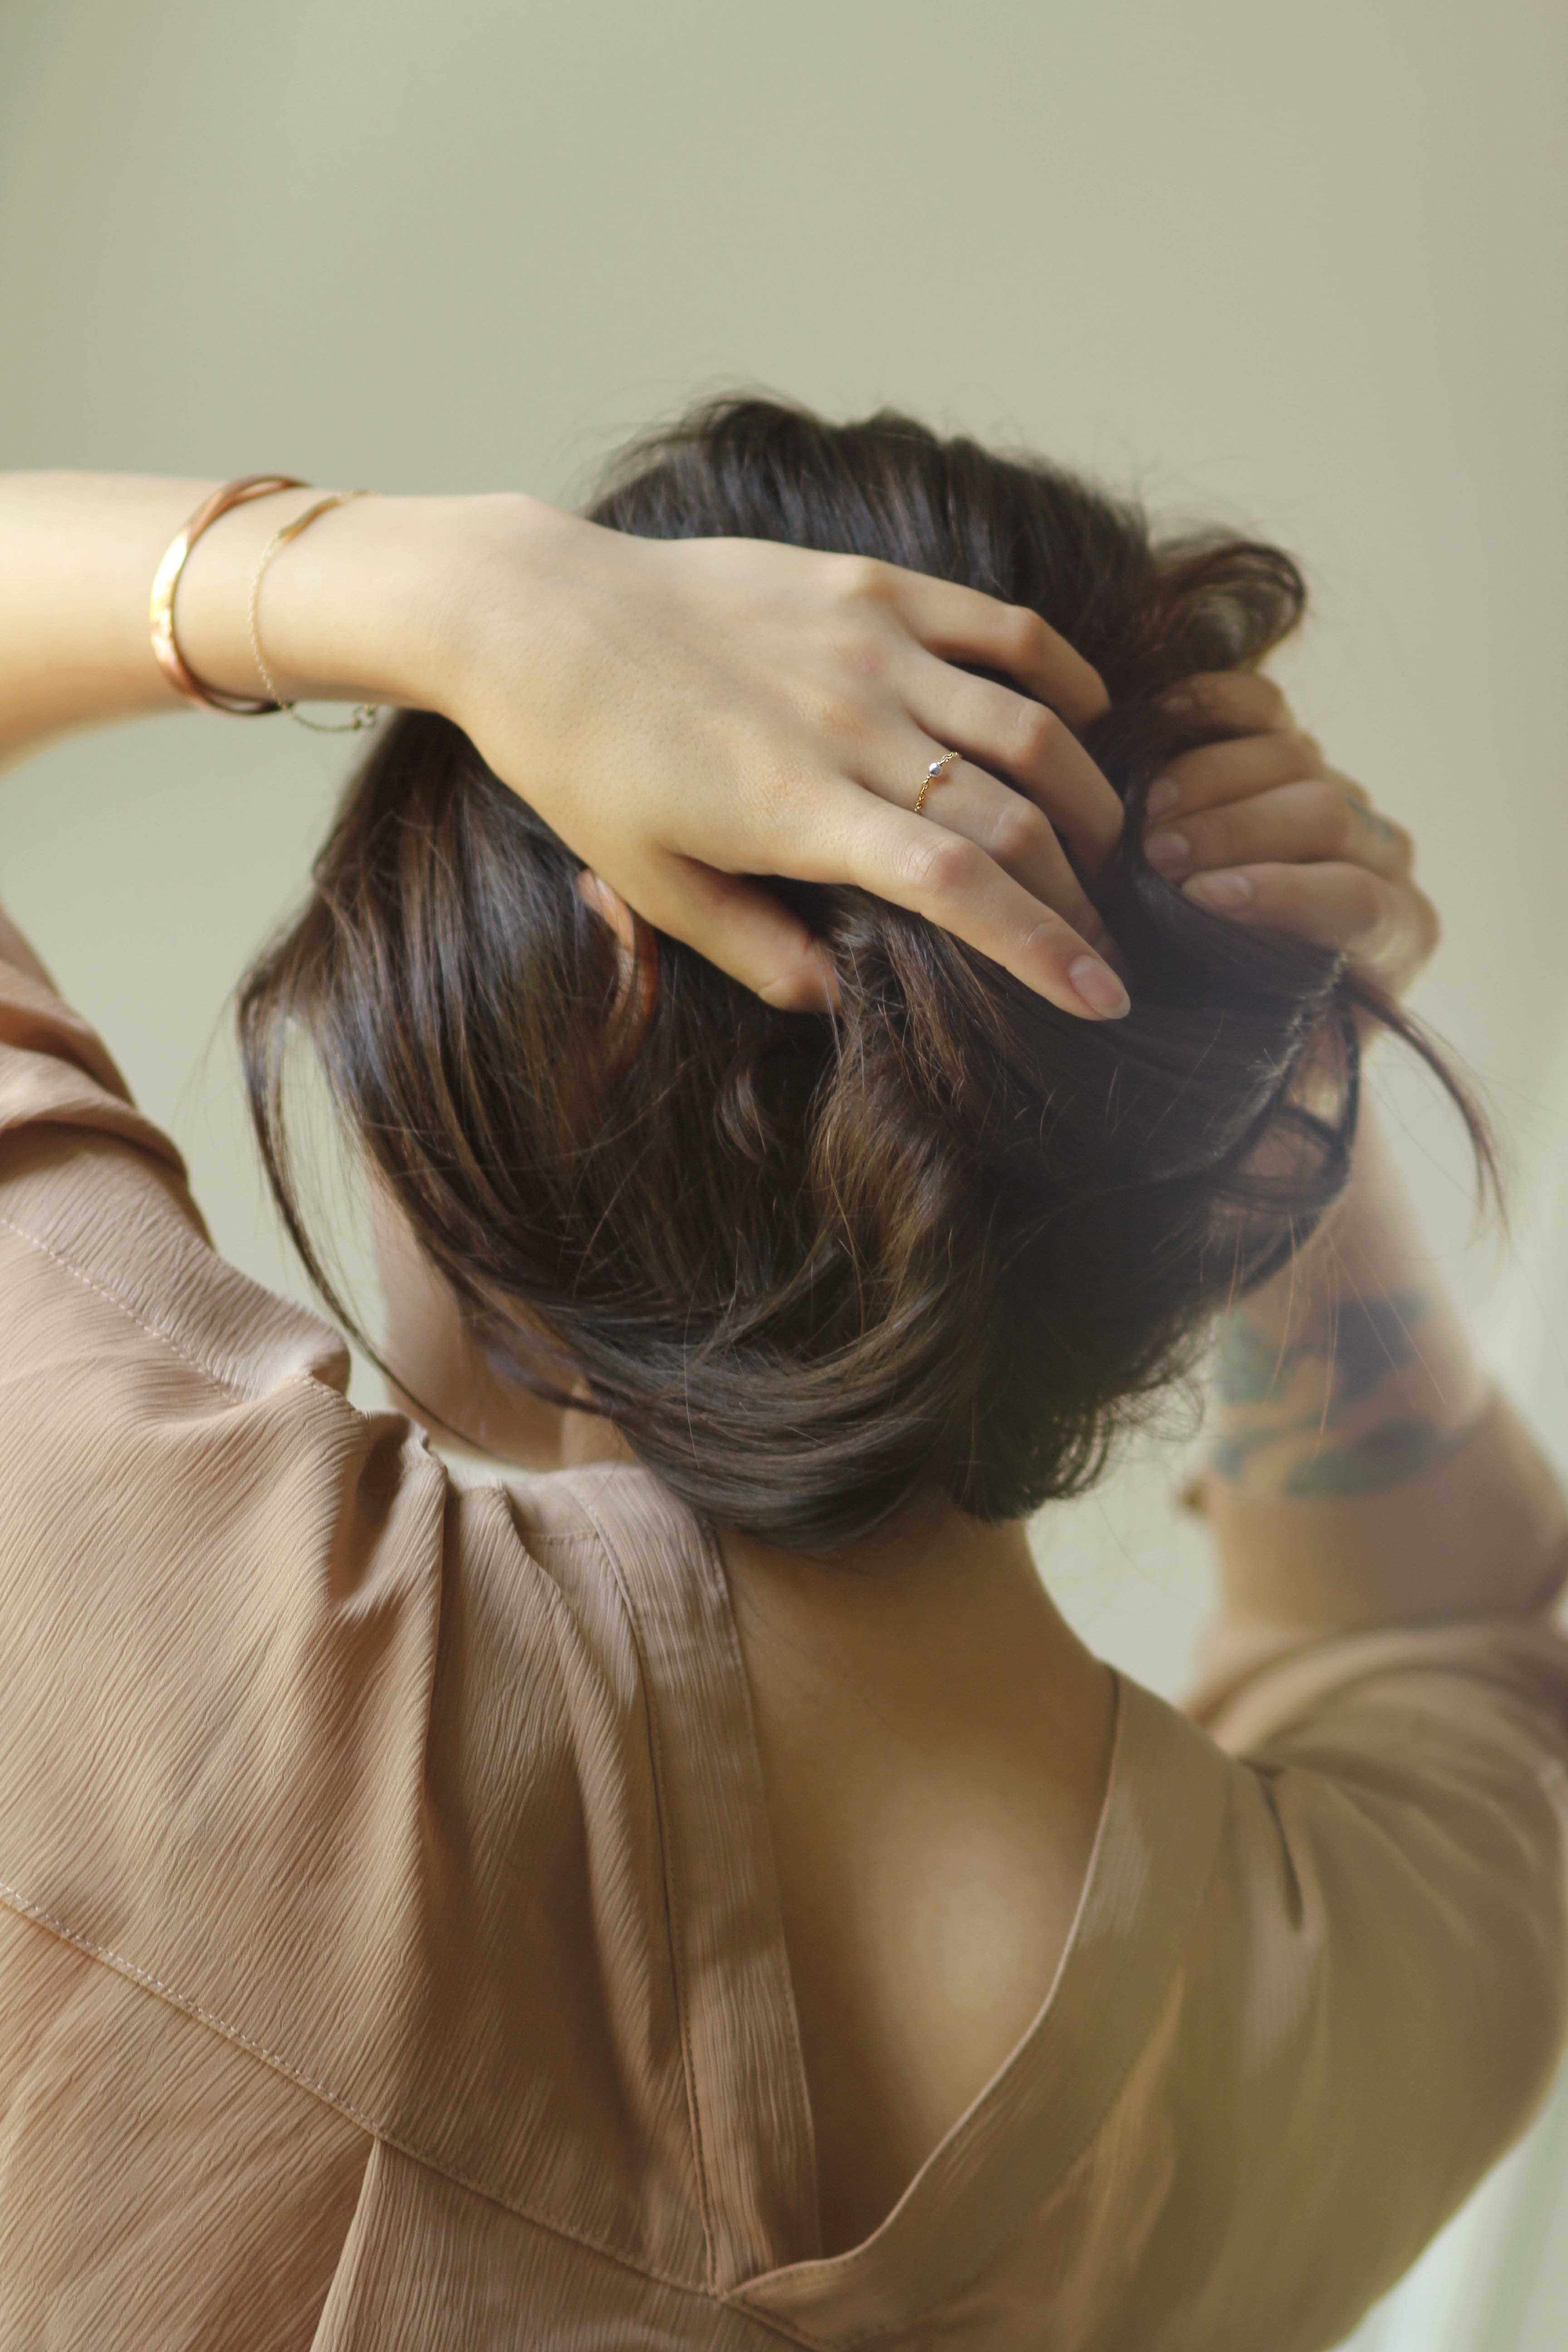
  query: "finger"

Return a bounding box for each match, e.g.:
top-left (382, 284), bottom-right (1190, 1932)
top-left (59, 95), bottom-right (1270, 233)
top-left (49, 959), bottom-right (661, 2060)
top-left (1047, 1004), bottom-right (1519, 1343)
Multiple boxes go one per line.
top-left (863, 563), bottom-right (1110, 727)
top-left (576, 868), bottom-right (658, 1031)
top-left (841, 801), bottom-right (1129, 1019)
top-left (1177, 861), bottom-right (1438, 978)
top-left (1144, 779), bottom-right (1413, 887)
top-left (893, 750), bottom-right (1112, 950)
top-left (1151, 750), bottom-right (1370, 829)
top-left (1146, 728), bottom-right (1333, 820)
top-left (1157, 672), bottom-right (1293, 733)
top-left (639, 860), bottom-right (842, 1014)
top-left (899, 652), bottom-right (1123, 875)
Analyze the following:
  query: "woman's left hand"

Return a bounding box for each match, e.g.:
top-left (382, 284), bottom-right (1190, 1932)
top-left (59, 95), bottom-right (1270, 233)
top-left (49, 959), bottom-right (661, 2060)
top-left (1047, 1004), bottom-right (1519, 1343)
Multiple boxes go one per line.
top-left (1138, 673), bottom-right (1439, 1000)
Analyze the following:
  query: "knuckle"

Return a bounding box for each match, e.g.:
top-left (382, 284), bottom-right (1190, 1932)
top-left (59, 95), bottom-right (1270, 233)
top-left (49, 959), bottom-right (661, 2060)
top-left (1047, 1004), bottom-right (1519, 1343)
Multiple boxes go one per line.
top-left (757, 966), bottom-right (824, 1014)
top-left (1013, 698), bottom-right (1061, 765)
top-left (1309, 784), bottom-right (1357, 850)
top-left (834, 554), bottom-right (893, 608)
top-left (1343, 870), bottom-right (1384, 933)
top-left (1271, 728), bottom-right (1317, 778)
top-left (1002, 603), bottom-right (1048, 661)
top-left (1386, 817), bottom-right (1416, 868)
top-left (1021, 913), bottom-right (1072, 959)
top-left (904, 828), bottom-right (984, 900)
top-left (1181, 810), bottom-right (1225, 863)
top-left (990, 795), bottom-right (1052, 866)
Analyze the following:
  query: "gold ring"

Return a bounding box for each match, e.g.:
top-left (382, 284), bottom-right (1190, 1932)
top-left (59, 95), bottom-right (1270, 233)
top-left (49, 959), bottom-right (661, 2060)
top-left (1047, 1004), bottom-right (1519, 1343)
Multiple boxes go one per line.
top-left (914, 749), bottom-right (961, 816)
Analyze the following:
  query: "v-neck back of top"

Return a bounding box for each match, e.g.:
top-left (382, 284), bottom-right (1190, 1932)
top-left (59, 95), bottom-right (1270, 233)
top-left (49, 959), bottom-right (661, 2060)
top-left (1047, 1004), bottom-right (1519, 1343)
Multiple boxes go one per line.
top-left (567, 1465), bottom-right (1230, 2334)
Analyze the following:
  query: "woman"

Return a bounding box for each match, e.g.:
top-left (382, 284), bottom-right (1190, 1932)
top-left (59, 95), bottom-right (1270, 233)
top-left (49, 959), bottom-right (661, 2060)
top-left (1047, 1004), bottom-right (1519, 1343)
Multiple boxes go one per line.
top-left (0, 401), bottom-right (1564, 2349)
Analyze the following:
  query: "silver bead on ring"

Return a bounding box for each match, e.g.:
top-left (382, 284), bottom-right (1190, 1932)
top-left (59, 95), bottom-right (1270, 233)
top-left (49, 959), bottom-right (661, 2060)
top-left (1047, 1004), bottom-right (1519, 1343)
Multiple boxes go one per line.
top-left (914, 748), bottom-right (961, 816)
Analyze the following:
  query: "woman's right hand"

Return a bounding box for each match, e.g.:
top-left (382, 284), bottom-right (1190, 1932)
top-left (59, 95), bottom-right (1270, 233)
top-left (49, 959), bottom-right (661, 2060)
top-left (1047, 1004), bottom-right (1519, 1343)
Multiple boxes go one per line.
top-left (433, 498), bottom-right (1129, 1018)
top-left (1137, 671), bottom-right (1440, 1001)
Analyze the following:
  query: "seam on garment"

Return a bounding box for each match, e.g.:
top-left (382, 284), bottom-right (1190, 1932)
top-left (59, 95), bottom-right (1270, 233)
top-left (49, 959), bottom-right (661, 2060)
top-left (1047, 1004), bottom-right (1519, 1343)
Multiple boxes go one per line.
top-left (355, 2132), bottom-right (824, 2351)
top-left (692, 1510), bottom-right (823, 2249)
top-left (0, 1220), bottom-right (724, 2314)
top-left (0, 1873), bottom-right (809, 2332)
top-left (0, 1220), bottom-right (787, 2330)
top-left (0, 1872), bottom-right (389, 2134)
top-left (573, 1480), bottom-right (720, 2292)
top-left (0, 1210), bottom-right (258, 1401)
top-left (726, 2305), bottom-right (839, 2352)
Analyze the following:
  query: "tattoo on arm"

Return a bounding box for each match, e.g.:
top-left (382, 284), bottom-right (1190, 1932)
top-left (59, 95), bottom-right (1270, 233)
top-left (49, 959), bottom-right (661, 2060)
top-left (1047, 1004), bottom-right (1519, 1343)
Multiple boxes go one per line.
top-left (1281, 1417), bottom-right (1465, 1498)
top-left (1215, 1291), bottom-right (1426, 1409)
top-left (1209, 1284), bottom-right (1472, 1499)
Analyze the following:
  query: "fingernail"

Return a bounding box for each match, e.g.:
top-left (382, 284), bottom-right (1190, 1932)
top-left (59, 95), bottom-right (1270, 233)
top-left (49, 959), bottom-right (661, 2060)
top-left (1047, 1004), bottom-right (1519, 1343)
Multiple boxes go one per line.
top-left (1145, 777), bottom-right (1181, 819)
top-left (1143, 828), bottom-right (1191, 878)
top-left (1069, 956), bottom-right (1131, 1018)
top-left (1183, 870), bottom-right (1253, 912)
top-left (1160, 691), bottom-right (1195, 715)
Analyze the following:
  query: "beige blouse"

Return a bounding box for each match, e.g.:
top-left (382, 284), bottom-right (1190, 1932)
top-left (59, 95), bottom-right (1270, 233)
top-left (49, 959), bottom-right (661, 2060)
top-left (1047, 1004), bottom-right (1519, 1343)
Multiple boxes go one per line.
top-left (3, 931), bottom-right (1568, 2352)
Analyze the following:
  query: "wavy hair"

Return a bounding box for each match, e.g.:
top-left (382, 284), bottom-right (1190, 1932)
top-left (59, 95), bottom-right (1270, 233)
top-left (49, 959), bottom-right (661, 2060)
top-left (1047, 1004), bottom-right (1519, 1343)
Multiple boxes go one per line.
top-left (238, 399), bottom-right (1483, 1551)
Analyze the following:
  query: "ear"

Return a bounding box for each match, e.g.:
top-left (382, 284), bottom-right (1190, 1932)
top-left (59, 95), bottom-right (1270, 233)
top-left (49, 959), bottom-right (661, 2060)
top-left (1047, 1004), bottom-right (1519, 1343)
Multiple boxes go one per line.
top-left (576, 869), bottom-right (660, 1066)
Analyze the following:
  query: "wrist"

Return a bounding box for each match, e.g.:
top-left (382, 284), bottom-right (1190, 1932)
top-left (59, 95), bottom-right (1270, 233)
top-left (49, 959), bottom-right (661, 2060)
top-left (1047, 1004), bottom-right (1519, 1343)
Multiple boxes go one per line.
top-left (422, 490), bottom-right (588, 746)
top-left (172, 488), bottom-right (530, 717)
top-left (251, 491), bottom-right (474, 712)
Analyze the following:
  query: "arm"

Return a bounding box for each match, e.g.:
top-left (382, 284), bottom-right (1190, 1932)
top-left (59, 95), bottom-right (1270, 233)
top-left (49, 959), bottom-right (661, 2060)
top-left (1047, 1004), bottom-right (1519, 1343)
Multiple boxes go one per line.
top-left (0, 472), bottom-right (1131, 1019)
top-left (0, 472), bottom-right (423, 760)
top-left (1208, 1110), bottom-right (1483, 1504)
top-left (1202, 1112), bottom-right (1567, 1639)
top-left (1137, 673), bottom-right (1568, 1653)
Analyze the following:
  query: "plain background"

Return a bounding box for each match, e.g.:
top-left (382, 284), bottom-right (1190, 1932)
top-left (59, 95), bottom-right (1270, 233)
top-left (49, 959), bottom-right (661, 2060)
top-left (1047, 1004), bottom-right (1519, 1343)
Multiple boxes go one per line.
top-left (2, 4), bottom-right (1566, 2342)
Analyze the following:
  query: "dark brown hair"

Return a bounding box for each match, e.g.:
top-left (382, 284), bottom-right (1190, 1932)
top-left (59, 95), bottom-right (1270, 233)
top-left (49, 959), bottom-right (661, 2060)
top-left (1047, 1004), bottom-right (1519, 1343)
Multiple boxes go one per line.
top-left (238, 398), bottom-right (1481, 1552)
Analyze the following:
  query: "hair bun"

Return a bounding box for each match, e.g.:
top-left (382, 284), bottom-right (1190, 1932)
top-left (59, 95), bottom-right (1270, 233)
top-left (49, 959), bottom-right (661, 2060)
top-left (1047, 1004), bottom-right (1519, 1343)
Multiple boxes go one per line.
top-left (239, 399), bottom-right (1482, 1552)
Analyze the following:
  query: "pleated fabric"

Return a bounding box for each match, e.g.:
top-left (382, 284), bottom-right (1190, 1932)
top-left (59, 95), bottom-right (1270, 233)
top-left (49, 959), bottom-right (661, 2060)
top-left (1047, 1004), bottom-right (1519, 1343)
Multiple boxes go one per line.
top-left (3, 933), bottom-right (1568, 2351)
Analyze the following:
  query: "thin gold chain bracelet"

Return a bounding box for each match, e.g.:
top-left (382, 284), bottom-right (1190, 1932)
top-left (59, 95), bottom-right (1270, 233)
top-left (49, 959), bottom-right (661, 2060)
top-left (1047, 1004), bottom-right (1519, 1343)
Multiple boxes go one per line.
top-left (247, 490), bottom-right (382, 735)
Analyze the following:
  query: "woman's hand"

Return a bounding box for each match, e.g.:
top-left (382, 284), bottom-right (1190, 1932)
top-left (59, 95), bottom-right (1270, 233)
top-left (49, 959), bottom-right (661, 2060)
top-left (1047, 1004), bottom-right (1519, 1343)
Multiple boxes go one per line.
top-left (439, 499), bottom-right (1129, 1018)
top-left (1138, 672), bottom-right (1438, 1000)
top-left (0, 477), bottom-right (1129, 1020)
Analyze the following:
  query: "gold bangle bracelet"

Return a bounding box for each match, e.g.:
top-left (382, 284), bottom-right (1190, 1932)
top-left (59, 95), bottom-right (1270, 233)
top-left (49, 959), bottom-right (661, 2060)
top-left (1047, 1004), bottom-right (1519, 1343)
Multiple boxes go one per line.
top-left (148, 474), bottom-right (307, 712)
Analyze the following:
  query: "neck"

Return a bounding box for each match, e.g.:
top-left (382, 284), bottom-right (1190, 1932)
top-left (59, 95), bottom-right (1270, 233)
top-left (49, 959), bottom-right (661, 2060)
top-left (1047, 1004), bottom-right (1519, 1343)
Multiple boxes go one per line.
top-left (719, 1503), bottom-right (1101, 1756)
top-left (714, 1498), bottom-right (1116, 2257)
top-left (721, 1504), bottom-right (1043, 1633)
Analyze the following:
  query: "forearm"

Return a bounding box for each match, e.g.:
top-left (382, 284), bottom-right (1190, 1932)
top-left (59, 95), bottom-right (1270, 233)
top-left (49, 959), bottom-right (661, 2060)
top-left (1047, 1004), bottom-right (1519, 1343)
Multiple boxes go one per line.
top-left (1210, 1110), bottom-right (1485, 1498)
top-left (0, 473), bottom-right (510, 772)
top-left (1199, 1108), bottom-right (1568, 1638)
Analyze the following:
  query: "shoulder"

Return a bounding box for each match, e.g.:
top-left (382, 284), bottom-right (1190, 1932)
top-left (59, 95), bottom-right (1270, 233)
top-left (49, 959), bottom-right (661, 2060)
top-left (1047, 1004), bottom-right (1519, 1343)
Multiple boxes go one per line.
top-left (1000, 1646), bottom-right (1568, 2347)
top-left (1156, 1626), bottom-right (1568, 2330)
top-left (1, 1421), bottom-right (710, 2265)
top-left (0, 941), bottom-right (719, 2268)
